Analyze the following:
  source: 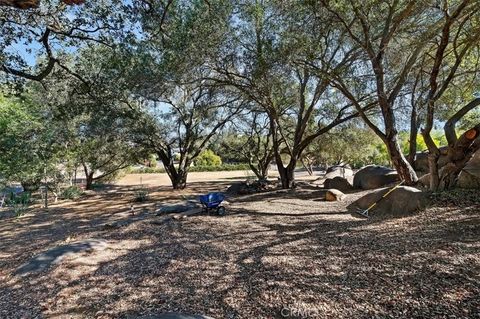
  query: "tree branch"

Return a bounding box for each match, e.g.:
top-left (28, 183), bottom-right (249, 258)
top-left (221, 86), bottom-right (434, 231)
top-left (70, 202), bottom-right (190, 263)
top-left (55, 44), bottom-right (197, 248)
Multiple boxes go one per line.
top-left (444, 97), bottom-right (480, 145)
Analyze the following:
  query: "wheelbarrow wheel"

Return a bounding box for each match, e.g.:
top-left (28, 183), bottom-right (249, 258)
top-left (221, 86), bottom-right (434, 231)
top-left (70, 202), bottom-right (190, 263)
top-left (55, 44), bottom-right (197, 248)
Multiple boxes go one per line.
top-left (217, 206), bottom-right (226, 216)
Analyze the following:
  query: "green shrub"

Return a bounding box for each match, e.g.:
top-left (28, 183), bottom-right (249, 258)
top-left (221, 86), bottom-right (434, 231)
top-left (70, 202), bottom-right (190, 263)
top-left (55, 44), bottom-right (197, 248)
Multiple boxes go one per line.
top-left (6, 192), bottom-right (31, 217)
top-left (133, 188), bottom-right (149, 202)
top-left (130, 166), bottom-right (166, 173)
top-left (61, 186), bottom-right (84, 200)
top-left (193, 150), bottom-right (222, 167)
top-left (189, 163), bottom-right (250, 172)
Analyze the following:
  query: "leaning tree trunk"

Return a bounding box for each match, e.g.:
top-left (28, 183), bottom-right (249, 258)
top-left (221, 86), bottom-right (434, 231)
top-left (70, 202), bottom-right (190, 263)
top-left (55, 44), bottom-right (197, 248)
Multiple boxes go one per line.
top-left (379, 98), bottom-right (419, 185)
top-left (407, 104), bottom-right (419, 167)
top-left (301, 156), bottom-right (314, 176)
top-left (385, 137), bottom-right (418, 185)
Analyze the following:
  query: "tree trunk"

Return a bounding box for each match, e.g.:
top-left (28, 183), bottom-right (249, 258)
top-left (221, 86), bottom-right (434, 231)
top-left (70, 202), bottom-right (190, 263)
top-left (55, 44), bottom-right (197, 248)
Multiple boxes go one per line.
top-left (407, 104), bottom-right (419, 167)
top-left (277, 161), bottom-right (296, 189)
top-left (163, 162), bottom-right (188, 190)
top-left (156, 150), bottom-right (189, 190)
top-left (259, 163), bottom-right (270, 181)
top-left (421, 129), bottom-right (442, 190)
top-left (43, 166), bottom-right (48, 208)
top-left (379, 96), bottom-right (418, 185)
top-left (249, 163), bottom-right (267, 181)
top-left (427, 153), bottom-right (441, 190)
top-left (81, 162), bottom-right (95, 190)
top-left (171, 169), bottom-right (188, 190)
top-left (385, 137), bottom-right (418, 185)
top-left (85, 172), bottom-right (94, 190)
top-left (249, 156), bottom-right (272, 181)
top-left (301, 157), bottom-right (314, 176)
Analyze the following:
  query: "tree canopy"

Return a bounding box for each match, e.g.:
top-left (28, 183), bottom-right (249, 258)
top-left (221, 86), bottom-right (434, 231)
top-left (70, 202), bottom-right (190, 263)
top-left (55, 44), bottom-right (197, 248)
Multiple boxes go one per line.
top-left (1, 0), bottom-right (479, 190)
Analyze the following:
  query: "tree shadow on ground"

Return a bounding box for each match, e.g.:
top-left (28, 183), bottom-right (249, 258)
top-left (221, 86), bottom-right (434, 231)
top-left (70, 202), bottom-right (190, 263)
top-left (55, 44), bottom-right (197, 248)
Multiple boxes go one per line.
top-left (1, 181), bottom-right (479, 318)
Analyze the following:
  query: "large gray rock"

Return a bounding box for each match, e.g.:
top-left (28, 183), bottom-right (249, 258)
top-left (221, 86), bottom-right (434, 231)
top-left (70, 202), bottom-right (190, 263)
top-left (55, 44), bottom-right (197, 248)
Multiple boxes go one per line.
top-left (417, 173), bottom-right (430, 187)
top-left (158, 201), bottom-right (198, 214)
top-left (348, 186), bottom-right (427, 217)
top-left (416, 149), bottom-right (480, 189)
top-left (324, 165), bottom-right (353, 180)
top-left (353, 165), bottom-right (400, 190)
top-left (324, 176), bottom-right (353, 192)
top-left (414, 147), bottom-right (449, 173)
top-left (458, 149), bottom-right (480, 188)
top-left (457, 171), bottom-right (480, 188)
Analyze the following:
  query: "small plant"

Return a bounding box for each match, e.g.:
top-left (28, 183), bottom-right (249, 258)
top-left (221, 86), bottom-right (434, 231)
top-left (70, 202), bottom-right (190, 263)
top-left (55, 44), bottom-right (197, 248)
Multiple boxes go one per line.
top-left (133, 188), bottom-right (149, 202)
top-left (6, 192), bottom-right (31, 217)
top-left (61, 185), bottom-right (84, 200)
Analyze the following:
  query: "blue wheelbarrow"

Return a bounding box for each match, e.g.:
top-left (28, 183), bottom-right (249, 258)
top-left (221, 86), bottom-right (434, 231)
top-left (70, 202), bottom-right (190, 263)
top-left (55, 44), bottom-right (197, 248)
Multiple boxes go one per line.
top-left (199, 192), bottom-right (226, 216)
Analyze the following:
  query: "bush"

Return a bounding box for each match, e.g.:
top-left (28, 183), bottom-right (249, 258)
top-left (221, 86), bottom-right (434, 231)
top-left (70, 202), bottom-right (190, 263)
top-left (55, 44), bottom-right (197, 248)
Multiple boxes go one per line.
top-left (189, 163), bottom-right (250, 172)
top-left (130, 166), bottom-right (166, 173)
top-left (193, 149), bottom-right (222, 167)
top-left (5, 192), bottom-right (31, 217)
top-left (61, 186), bottom-right (84, 200)
top-left (133, 188), bottom-right (149, 202)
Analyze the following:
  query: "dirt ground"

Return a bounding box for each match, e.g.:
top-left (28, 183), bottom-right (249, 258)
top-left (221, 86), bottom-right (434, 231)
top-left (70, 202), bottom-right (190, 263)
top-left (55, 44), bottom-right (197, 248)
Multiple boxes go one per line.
top-left (116, 170), bottom-right (264, 186)
top-left (0, 171), bottom-right (479, 319)
top-left (116, 169), bottom-right (319, 187)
